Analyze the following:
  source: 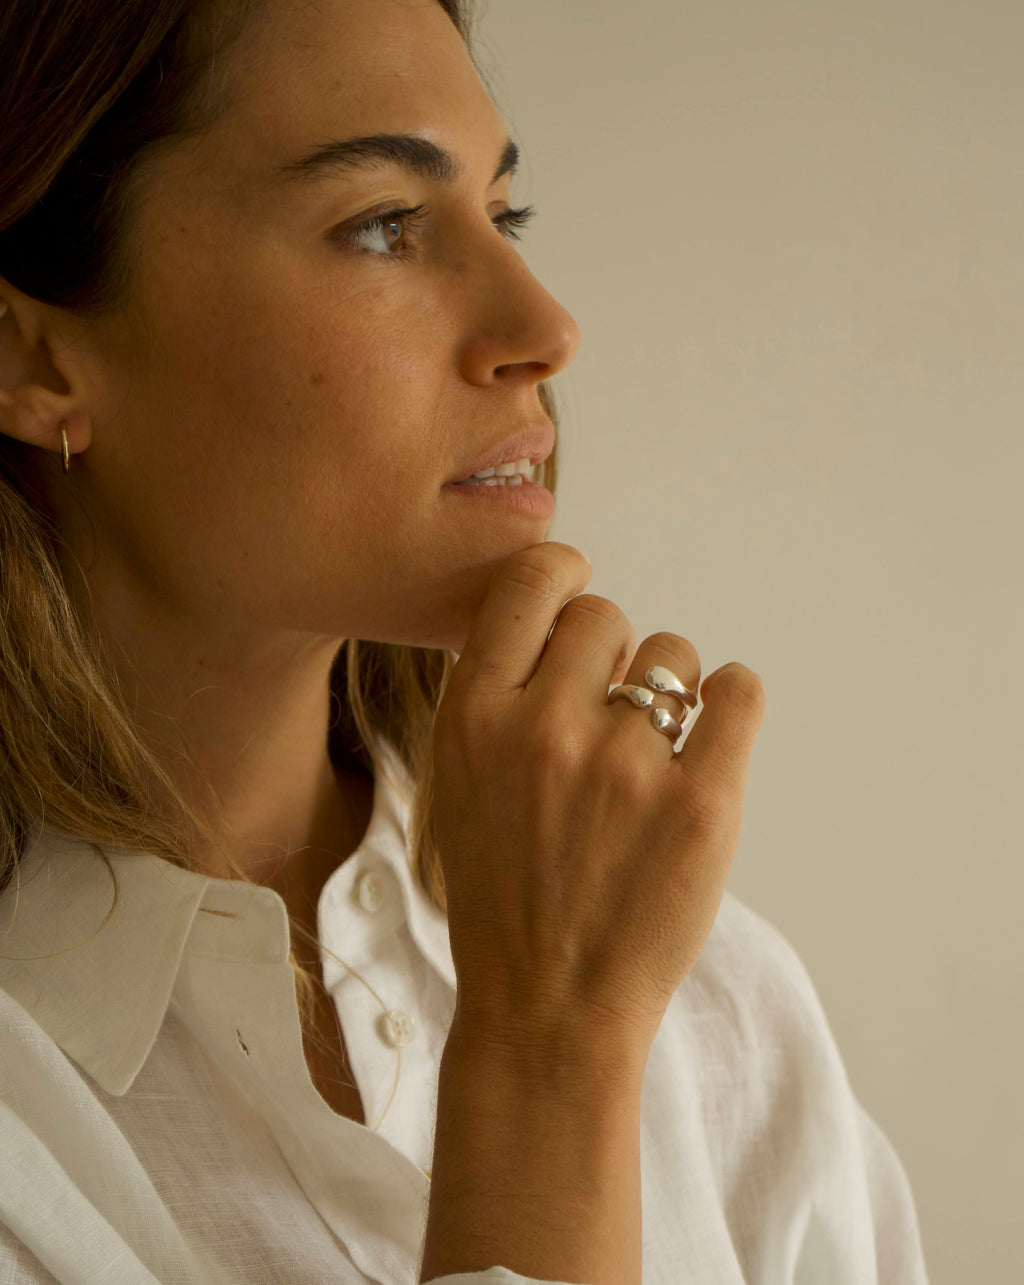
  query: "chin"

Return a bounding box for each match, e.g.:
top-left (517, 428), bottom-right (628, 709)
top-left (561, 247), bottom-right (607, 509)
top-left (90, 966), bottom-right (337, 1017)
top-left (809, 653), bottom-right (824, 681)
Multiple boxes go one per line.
top-left (360, 538), bottom-right (555, 655)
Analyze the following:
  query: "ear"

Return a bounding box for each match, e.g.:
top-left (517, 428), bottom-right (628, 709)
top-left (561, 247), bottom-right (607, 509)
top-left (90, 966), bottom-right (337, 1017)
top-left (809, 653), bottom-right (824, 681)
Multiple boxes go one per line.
top-left (0, 285), bottom-right (92, 468)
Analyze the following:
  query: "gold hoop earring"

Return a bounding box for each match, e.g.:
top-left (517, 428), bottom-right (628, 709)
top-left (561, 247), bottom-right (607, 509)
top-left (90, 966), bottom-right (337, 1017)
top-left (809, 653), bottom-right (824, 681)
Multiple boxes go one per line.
top-left (60, 422), bottom-right (70, 473)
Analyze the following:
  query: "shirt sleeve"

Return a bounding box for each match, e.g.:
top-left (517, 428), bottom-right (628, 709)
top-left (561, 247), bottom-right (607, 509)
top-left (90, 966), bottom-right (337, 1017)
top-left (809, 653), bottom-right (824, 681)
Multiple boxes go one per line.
top-left (852, 1097), bottom-right (932, 1285)
top-left (0, 1216), bottom-right (62, 1285)
top-left (793, 987), bottom-right (929, 1282)
top-left (717, 896), bottom-right (931, 1285)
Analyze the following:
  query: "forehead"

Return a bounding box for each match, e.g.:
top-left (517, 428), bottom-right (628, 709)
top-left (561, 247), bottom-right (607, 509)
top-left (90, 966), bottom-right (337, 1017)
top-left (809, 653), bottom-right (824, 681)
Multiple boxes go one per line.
top-left (184, 0), bottom-right (501, 194)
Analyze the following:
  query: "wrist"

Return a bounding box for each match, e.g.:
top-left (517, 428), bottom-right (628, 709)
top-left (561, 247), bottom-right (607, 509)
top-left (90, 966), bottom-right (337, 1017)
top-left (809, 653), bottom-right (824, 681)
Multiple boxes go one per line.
top-left (442, 1003), bottom-right (649, 1100)
top-left (424, 1008), bottom-right (646, 1285)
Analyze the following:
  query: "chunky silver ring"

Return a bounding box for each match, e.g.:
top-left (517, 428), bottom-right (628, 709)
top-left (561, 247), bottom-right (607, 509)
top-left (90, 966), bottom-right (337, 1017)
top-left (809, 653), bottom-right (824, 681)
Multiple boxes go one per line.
top-left (645, 665), bottom-right (698, 710)
top-left (607, 684), bottom-right (685, 745)
top-left (651, 705), bottom-right (685, 741)
top-left (607, 684), bottom-right (654, 709)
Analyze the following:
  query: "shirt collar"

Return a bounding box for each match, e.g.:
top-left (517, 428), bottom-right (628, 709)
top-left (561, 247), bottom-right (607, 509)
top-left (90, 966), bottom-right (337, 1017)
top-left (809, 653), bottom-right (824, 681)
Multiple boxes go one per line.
top-left (0, 736), bottom-right (453, 1097)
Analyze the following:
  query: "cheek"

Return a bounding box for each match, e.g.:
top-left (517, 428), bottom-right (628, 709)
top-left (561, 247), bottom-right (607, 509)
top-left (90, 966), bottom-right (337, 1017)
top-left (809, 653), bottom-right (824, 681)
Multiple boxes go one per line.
top-left (150, 226), bottom-right (452, 465)
top-left (119, 251), bottom-right (469, 621)
top-left (291, 311), bottom-right (453, 483)
top-left (214, 318), bottom-right (447, 539)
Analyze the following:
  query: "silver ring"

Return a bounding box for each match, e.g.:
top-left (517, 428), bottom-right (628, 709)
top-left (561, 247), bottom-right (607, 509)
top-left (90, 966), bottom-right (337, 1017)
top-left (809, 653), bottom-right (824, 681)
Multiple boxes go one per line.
top-left (645, 665), bottom-right (698, 710)
top-left (607, 684), bottom-right (654, 709)
top-left (607, 683), bottom-right (685, 745)
top-left (651, 705), bottom-right (685, 741)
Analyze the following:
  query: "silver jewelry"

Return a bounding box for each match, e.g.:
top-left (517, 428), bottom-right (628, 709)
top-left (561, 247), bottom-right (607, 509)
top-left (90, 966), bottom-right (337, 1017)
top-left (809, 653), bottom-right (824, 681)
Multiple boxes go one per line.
top-left (607, 684), bottom-right (655, 709)
top-left (645, 664), bottom-right (698, 710)
top-left (60, 422), bottom-right (70, 473)
top-left (607, 665), bottom-right (697, 748)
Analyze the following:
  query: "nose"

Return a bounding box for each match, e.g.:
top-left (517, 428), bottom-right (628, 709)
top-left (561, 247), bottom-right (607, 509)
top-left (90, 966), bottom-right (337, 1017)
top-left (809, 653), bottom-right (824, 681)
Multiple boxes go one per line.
top-left (456, 237), bottom-right (582, 387)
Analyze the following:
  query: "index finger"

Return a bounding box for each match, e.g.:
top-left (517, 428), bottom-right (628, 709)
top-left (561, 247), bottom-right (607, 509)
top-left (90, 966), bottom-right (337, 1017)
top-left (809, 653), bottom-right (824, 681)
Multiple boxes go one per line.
top-left (448, 542), bottom-right (593, 699)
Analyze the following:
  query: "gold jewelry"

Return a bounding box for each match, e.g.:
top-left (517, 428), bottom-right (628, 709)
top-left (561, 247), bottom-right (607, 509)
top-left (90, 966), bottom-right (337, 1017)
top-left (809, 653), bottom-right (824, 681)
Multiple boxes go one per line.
top-left (60, 421), bottom-right (70, 473)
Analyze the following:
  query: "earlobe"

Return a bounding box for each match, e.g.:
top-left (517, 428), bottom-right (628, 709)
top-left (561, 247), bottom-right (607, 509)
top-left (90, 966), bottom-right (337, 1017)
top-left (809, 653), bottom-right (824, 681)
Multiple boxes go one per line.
top-left (0, 291), bottom-right (90, 465)
top-left (0, 386), bottom-right (87, 465)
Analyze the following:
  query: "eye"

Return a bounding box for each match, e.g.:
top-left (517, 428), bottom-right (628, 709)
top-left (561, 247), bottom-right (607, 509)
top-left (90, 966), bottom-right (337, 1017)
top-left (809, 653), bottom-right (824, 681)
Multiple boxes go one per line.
top-left (492, 204), bottom-right (537, 242)
top-left (333, 203), bottom-right (538, 260)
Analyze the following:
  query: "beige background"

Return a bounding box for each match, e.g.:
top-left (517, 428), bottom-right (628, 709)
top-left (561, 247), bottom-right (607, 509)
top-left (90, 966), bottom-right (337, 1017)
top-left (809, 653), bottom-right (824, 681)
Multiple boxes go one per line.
top-left (471, 1), bottom-right (1023, 1281)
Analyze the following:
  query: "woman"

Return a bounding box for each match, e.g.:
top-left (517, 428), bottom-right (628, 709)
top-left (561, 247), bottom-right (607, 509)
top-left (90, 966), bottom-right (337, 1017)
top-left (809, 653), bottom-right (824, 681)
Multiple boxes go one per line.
top-left (0, 0), bottom-right (930, 1282)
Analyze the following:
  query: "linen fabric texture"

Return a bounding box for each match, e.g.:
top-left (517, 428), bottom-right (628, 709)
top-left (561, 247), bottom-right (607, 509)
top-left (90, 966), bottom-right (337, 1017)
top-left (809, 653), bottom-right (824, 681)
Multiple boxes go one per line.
top-left (0, 737), bottom-right (929, 1284)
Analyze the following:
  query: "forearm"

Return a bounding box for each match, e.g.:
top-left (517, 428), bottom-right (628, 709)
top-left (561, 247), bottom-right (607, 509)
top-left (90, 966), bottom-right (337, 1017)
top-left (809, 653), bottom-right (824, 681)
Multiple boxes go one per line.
top-left (420, 1020), bottom-right (646, 1285)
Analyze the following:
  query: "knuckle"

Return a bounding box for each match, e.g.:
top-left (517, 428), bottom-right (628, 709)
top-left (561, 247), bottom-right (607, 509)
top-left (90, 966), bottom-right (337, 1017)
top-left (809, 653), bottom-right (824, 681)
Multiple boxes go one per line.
top-left (560, 593), bottom-right (629, 632)
top-left (501, 555), bottom-right (566, 600)
top-left (643, 631), bottom-right (700, 670)
top-left (504, 543), bottom-right (588, 597)
top-left (710, 663), bottom-right (766, 714)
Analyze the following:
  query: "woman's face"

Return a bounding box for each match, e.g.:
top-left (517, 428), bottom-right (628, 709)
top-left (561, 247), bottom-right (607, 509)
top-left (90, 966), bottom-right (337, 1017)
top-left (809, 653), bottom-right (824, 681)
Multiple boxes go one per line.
top-left (49, 0), bottom-right (580, 654)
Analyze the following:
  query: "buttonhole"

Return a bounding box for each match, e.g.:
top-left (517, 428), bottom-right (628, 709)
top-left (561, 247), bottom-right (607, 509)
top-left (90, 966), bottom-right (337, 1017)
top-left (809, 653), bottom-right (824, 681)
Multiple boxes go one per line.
top-left (236, 1029), bottom-right (250, 1056)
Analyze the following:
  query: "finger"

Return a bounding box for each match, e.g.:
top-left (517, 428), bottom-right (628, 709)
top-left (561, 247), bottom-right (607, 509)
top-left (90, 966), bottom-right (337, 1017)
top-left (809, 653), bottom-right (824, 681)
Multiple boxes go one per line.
top-left (447, 542), bottom-right (593, 699)
top-left (608, 629), bottom-right (638, 689)
top-left (615, 632), bottom-right (702, 726)
top-left (674, 662), bottom-right (766, 801)
top-left (526, 593), bottom-right (637, 705)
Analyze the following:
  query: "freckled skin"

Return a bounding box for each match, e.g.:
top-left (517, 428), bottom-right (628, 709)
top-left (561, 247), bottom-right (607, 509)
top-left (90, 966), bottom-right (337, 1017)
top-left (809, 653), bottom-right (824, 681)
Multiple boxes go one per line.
top-left (0, 0), bottom-right (580, 911)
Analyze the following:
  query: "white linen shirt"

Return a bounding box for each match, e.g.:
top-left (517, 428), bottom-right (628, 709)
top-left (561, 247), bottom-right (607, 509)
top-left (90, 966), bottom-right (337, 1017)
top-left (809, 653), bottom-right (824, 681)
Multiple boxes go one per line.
top-left (0, 736), bottom-right (930, 1284)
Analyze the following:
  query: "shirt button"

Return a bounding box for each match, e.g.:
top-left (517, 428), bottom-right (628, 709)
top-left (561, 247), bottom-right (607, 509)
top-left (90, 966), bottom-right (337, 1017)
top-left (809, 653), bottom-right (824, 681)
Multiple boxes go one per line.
top-left (356, 870), bottom-right (384, 913)
top-left (380, 1009), bottom-right (416, 1048)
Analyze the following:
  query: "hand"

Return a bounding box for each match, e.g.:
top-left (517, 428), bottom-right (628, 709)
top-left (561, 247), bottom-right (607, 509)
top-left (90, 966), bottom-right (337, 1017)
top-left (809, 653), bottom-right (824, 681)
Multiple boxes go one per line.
top-left (430, 541), bottom-right (766, 1060)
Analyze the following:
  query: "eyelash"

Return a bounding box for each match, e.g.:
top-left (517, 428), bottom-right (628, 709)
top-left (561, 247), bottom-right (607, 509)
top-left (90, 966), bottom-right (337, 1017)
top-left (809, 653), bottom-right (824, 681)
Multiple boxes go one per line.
top-left (335, 203), bottom-right (537, 261)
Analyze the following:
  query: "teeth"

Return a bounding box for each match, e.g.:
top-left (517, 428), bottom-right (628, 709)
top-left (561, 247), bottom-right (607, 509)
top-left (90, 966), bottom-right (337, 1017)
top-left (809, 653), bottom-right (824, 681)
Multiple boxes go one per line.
top-left (467, 457), bottom-right (533, 482)
top-left (460, 474), bottom-right (525, 487)
top-left (454, 457), bottom-right (536, 485)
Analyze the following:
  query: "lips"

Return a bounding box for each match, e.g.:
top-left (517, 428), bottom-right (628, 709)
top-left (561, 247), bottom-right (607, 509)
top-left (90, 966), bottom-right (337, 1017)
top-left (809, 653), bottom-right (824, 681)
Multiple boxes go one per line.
top-left (447, 422), bottom-right (555, 485)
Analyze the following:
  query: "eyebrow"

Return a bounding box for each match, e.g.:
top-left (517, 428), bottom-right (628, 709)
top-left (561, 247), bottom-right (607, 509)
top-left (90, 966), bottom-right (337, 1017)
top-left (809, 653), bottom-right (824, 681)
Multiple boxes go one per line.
top-left (273, 133), bottom-right (520, 188)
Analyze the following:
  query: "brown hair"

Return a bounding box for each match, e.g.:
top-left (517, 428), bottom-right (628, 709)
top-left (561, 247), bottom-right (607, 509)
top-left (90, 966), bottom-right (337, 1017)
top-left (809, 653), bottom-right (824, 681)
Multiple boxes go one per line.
top-left (0, 0), bottom-right (560, 1121)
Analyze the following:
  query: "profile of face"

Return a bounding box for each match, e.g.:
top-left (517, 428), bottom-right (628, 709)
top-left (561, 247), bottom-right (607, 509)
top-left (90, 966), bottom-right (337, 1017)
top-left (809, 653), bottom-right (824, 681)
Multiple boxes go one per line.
top-left (3, 0), bottom-right (581, 660)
